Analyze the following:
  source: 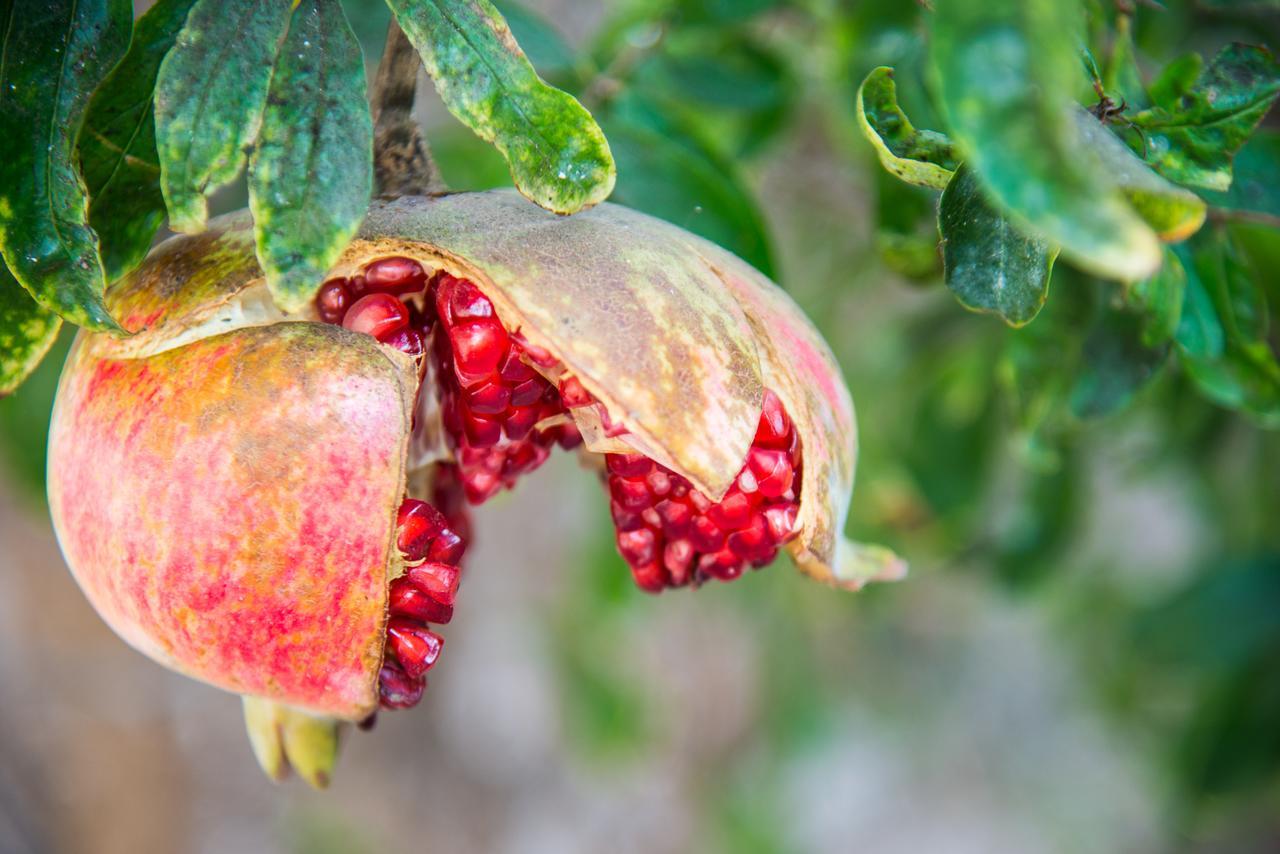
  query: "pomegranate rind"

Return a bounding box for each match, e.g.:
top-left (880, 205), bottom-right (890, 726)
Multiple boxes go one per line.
top-left (48, 322), bottom-right (415, 719)
top-left (344, 192), bottom-right (766, 500)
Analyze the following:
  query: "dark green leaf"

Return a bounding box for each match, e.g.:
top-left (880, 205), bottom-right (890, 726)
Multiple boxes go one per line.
top-left (249, 0), bottom-right (372, 313)
top-left (0, 0), bottom-right (130, 332)
top-left (1126, 247), bottom-right (1186, 348)
top-left (388, 0), bottom-right (615, 214)
top-left (0, 264), bottom-right (62, 396)
top-left (939, 166), bottom-right (1057, 327)
top-left (856, 66), bottom-right (958, 189)
top-left (155, 0), bottom-right (292, 232)
top-left (79, 0), bottom-right (197, 282)
top-left (602, 117), bottom-right (775, 279)
top-left (1071, 108), bottom-right (1206, 242)
top-left (1069, 306), bottom-right (1168, 419)
top-left (1147, 53), bottom-right (1202, 110)
top-left (929, 0), bottom-right (1162, 280)
top-left (1173, 245), bottom-right (1225, 360)
top-left (1131, 44), bottom-right (1280, 192)
top-left (0, 327), bottom-right (71, 498)
top-left (1200, 129), bottom-right (1280, 220)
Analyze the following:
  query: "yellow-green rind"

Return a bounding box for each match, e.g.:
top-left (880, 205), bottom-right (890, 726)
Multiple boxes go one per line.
top-left (48, 322), bottom-right (415, 719)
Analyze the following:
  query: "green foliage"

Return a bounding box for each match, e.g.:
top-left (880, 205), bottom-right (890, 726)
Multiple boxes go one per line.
top-left (856, 67), bottom-right (958, 190)
top-left (80, 0), bottom-right (196, 283)
top-left (155, 0), bottom-right (293, 233)
top-left (928, 0), bottom-right (1161, 280)
top-left (249, 0), bottom-right (373, 313)
top-left (0, 265), bottom-right (62, 396)
top-left (0, 0), bottom-right (130, 333)
top-left (1130, 44), bottom-right (1280, 191)
top-left (386, 0), bottom-right (616, 214)
top-left (939, 166), bottom-right (1057, 327)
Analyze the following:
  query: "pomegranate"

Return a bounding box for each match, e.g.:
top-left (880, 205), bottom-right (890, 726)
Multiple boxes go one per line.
top-left (46, 189), bottom-right (901, 786)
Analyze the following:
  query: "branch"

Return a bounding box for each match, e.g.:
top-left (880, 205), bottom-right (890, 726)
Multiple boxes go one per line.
top-left (371, 19), bottom-right (445, 198)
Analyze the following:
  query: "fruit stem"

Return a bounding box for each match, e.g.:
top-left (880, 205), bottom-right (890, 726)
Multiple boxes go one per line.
top-left (371, 19), bottom-right (447, 199)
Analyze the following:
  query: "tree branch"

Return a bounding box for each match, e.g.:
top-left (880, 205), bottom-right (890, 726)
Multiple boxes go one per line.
top-left (371, 19), bottom-right (445, 198)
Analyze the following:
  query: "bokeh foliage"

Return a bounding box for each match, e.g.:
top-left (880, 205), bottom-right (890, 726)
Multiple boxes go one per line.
top-left (0, 0), bottom-right (1279, 843)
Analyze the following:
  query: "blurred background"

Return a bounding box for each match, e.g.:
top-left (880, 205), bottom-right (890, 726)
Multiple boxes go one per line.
top-left (3, 0), bottom-right (1280, 851)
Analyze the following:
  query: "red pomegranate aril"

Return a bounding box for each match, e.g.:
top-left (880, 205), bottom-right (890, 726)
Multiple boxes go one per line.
top-left (378, 661), bottom-right (425, 710)
top-left (444, 276), bottom-right (496, 320)
top-left (364, 257), bottom-right (428, 295)
top-left (463, 469), bottom-right (501, 502)
top-left (343, 293), bottom-right (410, 339)
top-left (699, 548), bottom-right (743, 581)
top-left (348, 274), bottom-right (368, 299)
top-left (646, 469), bottom-right (671, 497)
top-left (450, 320), bottom-right (509, 384)
top-left (611, 476), bottom-right (651, 511)
top-left (611, 499), bottom-right (645, 532)
top-left (404, 562), bottom-right (460, 602)
top-left (462, 410), bottom-right (503, 447)
top-left (708, 490), bottom-right (754, 530)
top-left (381, 327), bottom-right (426, 357)
top-left (389, 578), bottom-right (454, 624)
top-left (726, 515), bottom-right (771, 561)
top-left (655, 498), bottom-right (692, 537)
top-left (428, 528), bottom-right (465, 564)
top-left (397, 499), bottom-right (446, 560)
top-left (317, 278), bottom-right (352, 323)
top-left (387, 618), bottom-right (444, 679)
top-left (509, 378), bottom-right (545, 407)
top-left (664, 539), bottom-right (695, 581)
top-left (763, 504), bottom-right (798, 542)
top-left (607, 454), bottom-right (652, 478)
top-left (755, 389), bottom-right (791, 448)
top-left (502, 405), bottom-right (539, 440)
top-left (467, 380), bottom-right (511, 415)
top-left (748, 448), bottom-right (794, 499)
top-left (499, 352), bottom-right (537, 384)
top-left (559, 376), bottom-right (592, 407)
top-left (689, 516), bottom-right (726, 552)
top-left (631, 562), bottom-right (667, 593)
top-left (617, 527), bottom-right (657, 567)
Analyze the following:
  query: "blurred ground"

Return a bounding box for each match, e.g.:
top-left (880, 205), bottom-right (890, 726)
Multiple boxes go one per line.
top-left (1, 452), bottom-right (1168, 854)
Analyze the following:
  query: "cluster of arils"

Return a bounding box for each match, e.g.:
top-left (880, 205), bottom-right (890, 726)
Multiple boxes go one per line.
top-left (315, 256), bottom-right (804, 707)
top-left (605, 390), bottom-right (802, 591)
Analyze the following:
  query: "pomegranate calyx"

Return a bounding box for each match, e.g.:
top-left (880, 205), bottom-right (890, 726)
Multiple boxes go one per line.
top-left (242, 696), bottom-right (341, 789)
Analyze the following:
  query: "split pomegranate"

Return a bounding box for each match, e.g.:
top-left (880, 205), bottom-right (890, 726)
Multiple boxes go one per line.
top-left (46, 190), bottom-right (900, 786)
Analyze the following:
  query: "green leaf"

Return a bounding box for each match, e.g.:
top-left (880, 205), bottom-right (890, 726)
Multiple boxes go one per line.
top-left (155, 0), bottom-right (293, 232)
top-left (1147, 53), bottom-right (1202, 110)
top-left (79, 0), bottom-right (198, 282)
top-left (928, 0), bottom-right (1162, 280)
top-left (0, 264), bottom-right (62, 396)
top-left (0, 0), bottom-right (130, 332)
top-left (1200, 129), bottom-right (1280, 220)
top-left (939, 166), bottom-right (1058, 327)
top-left (249, 0), bottom-right (372, 313)
top-left (1126, 247), bottom-right (1186, 348)
top-left (602, 116), bottom-right (775, 278)
top-left (387, 0), bottom-right (615, 214)
top-left (1069, 306), bottom-right (1169, 419)
top-left (1173, 245), bottom-right (1225, 360)
top-left (1130, 44), bottom-right (1280, 192)
top-left (856, 67), bottom-right (958, 190)
top-left (1071, 108), bottom-right (1206, 242)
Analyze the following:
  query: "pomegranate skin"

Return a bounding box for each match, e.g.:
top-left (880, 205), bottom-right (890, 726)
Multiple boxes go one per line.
top-left (48, 323), bottom-right (416, 719)
top-left (46, 189), bottom-right (881, 726)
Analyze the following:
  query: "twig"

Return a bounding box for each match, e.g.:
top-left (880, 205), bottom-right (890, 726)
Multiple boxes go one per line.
top-left (371, 19), bottom-right (445, 198)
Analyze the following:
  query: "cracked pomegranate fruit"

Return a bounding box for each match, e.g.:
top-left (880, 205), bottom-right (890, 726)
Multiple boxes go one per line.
top-left (46, 190), bottom-right (901, 786)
